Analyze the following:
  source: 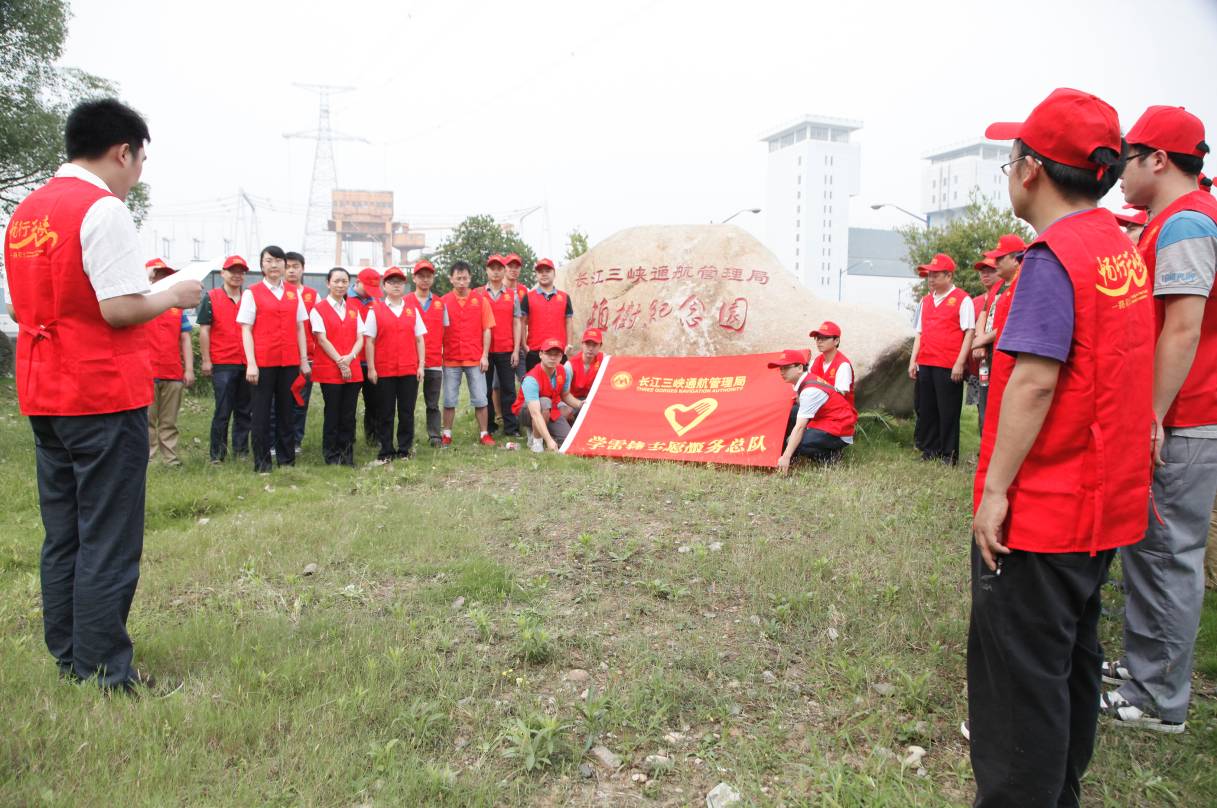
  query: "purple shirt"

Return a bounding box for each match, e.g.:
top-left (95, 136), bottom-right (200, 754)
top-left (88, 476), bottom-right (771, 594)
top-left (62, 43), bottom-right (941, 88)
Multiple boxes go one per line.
top-left (997, 245), bottom-right (1074, 363)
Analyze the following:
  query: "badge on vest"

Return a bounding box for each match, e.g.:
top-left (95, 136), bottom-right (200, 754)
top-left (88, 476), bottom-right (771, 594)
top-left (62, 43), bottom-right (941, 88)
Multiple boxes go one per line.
top-left (287, 291), bottom-right (297, 300)
top-left (947, 297), bottom-right (957, 306)
top-left (348, 311), bottom-right (355, 320)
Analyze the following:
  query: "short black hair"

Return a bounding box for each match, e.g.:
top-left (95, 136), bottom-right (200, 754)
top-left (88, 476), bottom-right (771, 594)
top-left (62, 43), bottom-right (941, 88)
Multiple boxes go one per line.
top-left (1016, 139), bottom-right (1125, 200)
top-left (284, 251), bottom-right (305, 266)
top-left (449, 260), bottom-right (471, 276)
top-left (1127, 142), bottom-right (1207, 177)
top-left (326, 267), bottom-right (349, 281)
top-left (259, 245), bottom-right (287, 264)
top-left (65, 98), bottom-right (150, 161)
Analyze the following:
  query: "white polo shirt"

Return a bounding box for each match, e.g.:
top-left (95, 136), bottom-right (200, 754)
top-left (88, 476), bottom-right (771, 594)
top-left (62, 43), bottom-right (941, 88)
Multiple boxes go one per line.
top-left (236, 279), bottom-right (309, 326)
top-left (54, 164), bottom-right (150, 302)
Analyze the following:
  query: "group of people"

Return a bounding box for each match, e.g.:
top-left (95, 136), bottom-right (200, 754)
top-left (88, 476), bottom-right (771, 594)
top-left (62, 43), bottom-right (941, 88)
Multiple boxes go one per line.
top-left (6, 91), bottom-right (1217, 808)
top-left (144, 248), bottom-right (608, 472)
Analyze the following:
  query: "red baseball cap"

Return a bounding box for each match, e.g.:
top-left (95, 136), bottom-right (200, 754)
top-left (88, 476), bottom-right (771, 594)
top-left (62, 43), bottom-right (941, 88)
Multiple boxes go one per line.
top-left (535, 257), bottom-right (555, 271)
top-left (974, 256), bottom-right (997, 270)
top-left (504, 253), bottom-right (522, 266)
top-left (916, 253), bottom-right (956, 277)
top-left (581, 328), bottom-right (604, 344)
top-left (1114, 209), bottom-right (1148, 227)
top-left (809, 321), bottom-right (841, 338)
top-left (1126, 105), bottom-right (1209, 159)
top-left (767, 349), bottom-right (810, 369)
top-left (145, 258), bottom-right (174, 274)
top-left (486, 254), bottom-right (505, 267)
top-left (983, 234), bottom-right (1027, 260)
top-left (412, 259), bottom-right (435, 275)
top-left (382, 266), bottom-right (408, 282)
top-left (985, 88), bottom-right (1122, 174)
top-left (357, 268), bottom-right (383, 297)
top-left (538, 337), bottom-right (564, 353)
top-left (222, 255), bottom-right (248, 271)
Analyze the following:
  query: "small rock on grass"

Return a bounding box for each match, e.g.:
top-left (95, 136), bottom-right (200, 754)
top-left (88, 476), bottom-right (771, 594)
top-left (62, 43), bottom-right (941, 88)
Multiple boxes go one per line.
top-left (567, 668), bottom-right (590, 683)
top-left (631, 771), bottom-right (648, 783)
top-left (706, 782), bottom-right (742, 808)
top-left (872, 682), bottom-right (896, 697)
top-left (644, 754), bottom-right (673, 773)
top-left (591, 745), bottom-right (622, 769)
top-left (451, 596), bottom-right (466, 611)
top-left (302, 563), bottom-right (318, 576)
top-left (579, 763), bottom-right (595, 779)
top-left (902, 745), bottom-right (927, 767)
top-left (761, 670), bottom-right (778, 685)
top-left (708, 542), bottom-right (723, 552)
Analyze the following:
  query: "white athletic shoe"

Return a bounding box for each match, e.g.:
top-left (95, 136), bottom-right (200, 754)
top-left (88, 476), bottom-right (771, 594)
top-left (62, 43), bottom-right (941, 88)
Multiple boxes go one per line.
top-left (1100, 659), bottom-right (1132, 686)
top-left (1100, 690), bottom-right (1186, 733)
top-left (960, 720), bottom-right (970, 742)
top-left (528, 436), bottom-right (544, 453)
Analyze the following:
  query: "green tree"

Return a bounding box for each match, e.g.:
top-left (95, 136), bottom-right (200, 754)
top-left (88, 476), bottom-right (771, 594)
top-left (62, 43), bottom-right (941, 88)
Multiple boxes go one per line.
top-left (429, 215), bottom-right (538, 295)
top-left (564, 228), bottom-right (589, 262)
top-left (900, 192), bottom-right (1033, 299)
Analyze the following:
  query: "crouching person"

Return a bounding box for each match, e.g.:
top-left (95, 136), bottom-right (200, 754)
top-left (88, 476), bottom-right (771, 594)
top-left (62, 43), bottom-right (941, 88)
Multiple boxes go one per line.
top-left (770, 349), bottom-right (857, 471)
top-left (513, 338), bottom-right (583, 453)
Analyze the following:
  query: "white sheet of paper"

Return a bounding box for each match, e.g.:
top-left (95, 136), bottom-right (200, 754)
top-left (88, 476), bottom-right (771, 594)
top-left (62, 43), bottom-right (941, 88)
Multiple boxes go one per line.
top-left (149, 260), bottom-right (214, 294)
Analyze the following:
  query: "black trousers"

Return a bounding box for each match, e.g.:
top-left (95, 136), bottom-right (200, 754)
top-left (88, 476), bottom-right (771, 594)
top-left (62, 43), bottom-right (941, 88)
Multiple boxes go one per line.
top-left (913, 365), bottom-right (963, 464)
top-left (485, 351), bottom-right (520, 434)
top-left (784, 405), bottom-right (848, 460)
top-left (968, 545), bottom-right (1113, 808)
top-left (251, 365), bottom-right (297, 472)
top-left (360, 363), bottom-right (378, 443)
top-left (209, 364), bottom-right (251, 461)
top-left (422, 369), bottom-right (442, 442)
top-left (320, 382), bottom-right (360, 465)
top-left (31, 409), bottom-right (148, 688)
top-left (375, 374), bottom-right (419, 458)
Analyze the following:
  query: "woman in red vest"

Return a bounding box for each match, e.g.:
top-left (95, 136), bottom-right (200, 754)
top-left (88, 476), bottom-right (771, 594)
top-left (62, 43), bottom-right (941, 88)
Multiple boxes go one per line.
top-left (5, 99), bottom-right (202, 690)
top-left (770, 349), bottom-right (857, 471)
top-left (404, 260), bottom-right (447, 447)
top-left (807, 321), bottom-right (854, 406)
top-left (563, 327), bottom-right (605, 420)
top-left (144, 258), bottom-right (195, 465)
top-left (198, 255), bottom-right (252, 462)
top-left (970, 88), bottom-right (1153, 806)
top-left (310, 267), bottom-right (366, 466)
top-left (908, 252), bottom-right (975, 464)
top-left (365, 266), bottom-right (426, 461)
top-left (237, 245), bottom-right (311, 473)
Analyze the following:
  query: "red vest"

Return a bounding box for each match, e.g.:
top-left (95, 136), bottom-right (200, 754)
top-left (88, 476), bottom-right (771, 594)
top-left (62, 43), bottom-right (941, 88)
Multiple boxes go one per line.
top-left (975, 208), bottom-right (1154, 554)
top-left (1139, 189), bottom-right (1217, 428)
top-left (148, 307), bottom-right (185, 380)
top-left (442, 291), bottom-right (487, 365)
top-left (809, 351), bottom-right (855, 406)
top-left (6, 176), bottom-right (152, 415)
top-left (249, 282), bottom-right (301, 367)
top-left (406, 293), bottom-right (445, 368)
top-left (569, 352), bottom-right (604, 398)
top-left (310, 299), bottom-right (364, 384)
top-left (796, 375), bottom-right (857, 438)
top-left (513, 364), bottom-right (566, 420)
top-left (369, 300), bottom-right (420, 377)
top-left (290, 283), bottom-right (319, 360)
top-left (483, 285), bottom-right (517, 353)
top-left (525, 287), bottom-right (569, 350)
top-left (916, 287), bottom-right (971, 368)
top-left (206, 287), bottom-right (245, 364)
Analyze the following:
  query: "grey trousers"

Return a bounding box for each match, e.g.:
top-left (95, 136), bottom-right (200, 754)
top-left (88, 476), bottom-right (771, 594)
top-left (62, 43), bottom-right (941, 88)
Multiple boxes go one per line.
top-left (1119, 433), bottom-right (1217, 723)
top-left (422, 369), bottom-right (442, 441)
top-left (519, 399), bottom-right (571, 443)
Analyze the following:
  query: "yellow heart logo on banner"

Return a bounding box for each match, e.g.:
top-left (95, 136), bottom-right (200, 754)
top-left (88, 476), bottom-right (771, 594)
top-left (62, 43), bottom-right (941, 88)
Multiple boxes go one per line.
top-left (664, 398), bottom-right (718, 437)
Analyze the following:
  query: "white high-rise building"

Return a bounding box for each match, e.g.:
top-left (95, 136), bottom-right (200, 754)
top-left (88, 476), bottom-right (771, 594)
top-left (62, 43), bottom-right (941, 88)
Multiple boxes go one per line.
top-left (922, 139), bottom-right (1011, 227)
top-left (762, 115), bottom-right (861, 296)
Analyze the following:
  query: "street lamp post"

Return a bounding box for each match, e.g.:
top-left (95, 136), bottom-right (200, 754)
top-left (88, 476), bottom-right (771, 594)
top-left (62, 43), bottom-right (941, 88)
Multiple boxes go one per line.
top-left (718, 208), bottom-right (761, 224)
top-left (871, 203), bottom-right (929, 228)
top-left (839, 259), bottom-right (871, 302)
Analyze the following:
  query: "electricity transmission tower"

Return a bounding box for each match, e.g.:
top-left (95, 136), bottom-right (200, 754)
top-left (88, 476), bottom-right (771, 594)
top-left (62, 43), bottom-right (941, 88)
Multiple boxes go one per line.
top-left (284, 84), bottom-right (367, 267)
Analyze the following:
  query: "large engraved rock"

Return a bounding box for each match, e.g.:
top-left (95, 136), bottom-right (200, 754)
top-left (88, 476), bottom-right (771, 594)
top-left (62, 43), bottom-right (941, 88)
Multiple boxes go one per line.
top-left (560, 224), bottom-right (914, 414)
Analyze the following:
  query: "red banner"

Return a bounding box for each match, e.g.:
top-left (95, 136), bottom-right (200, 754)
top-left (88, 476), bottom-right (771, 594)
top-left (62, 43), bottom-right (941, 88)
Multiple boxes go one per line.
top-left (561, 353), bottom-right (793, 467)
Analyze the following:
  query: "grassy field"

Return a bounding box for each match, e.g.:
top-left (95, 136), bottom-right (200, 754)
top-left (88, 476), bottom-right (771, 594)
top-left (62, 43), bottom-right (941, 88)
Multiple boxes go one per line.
top-left (0, 379), bottom-right (1214, 806)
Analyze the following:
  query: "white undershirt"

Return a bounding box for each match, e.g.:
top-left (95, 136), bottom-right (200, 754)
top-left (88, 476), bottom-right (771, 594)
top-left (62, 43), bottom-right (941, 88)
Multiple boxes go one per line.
top-left (236, 279), bottom-right (309, 326)
top-left (309, 295), bottom-right (365, 335)
top-left (363, 299), bottom-right (427, 339)
top-left (53, 164), bottom-right (151, 302)
top-left (914, 286), bottom-right (976, 334)
top-left (793, 371), bottom-right (854, 444)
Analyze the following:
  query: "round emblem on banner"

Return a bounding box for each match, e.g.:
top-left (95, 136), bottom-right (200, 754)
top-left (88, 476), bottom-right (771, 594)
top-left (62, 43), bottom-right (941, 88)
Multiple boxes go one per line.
top-left (611, 371), bottom-right (633, 390)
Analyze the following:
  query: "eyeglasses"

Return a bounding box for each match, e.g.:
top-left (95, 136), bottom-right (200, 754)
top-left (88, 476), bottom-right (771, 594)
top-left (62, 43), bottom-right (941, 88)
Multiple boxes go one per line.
top-left (1000, 154), bottom-right (1034, 176)
top-left (1126, 150), bottom-right (1154, 163)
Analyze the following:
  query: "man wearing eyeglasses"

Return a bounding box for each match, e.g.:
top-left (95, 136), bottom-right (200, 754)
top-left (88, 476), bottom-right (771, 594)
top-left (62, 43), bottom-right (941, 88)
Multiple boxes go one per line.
top-left (808, 321), bottom-right (854, 406)
top-left (1101, 105), bottom-right (1217, 735)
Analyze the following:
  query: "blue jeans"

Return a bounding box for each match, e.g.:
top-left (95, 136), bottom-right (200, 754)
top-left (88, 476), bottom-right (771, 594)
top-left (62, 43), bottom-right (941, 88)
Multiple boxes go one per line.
top-left (442, 365), bottom-right (488, 408)
top-left (210, 364), bottom-right (251, 461)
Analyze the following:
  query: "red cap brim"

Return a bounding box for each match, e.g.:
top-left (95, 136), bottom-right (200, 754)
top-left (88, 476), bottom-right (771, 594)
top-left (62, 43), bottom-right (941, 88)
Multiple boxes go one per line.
top-left (984, 122), bottom-right (1022, 140)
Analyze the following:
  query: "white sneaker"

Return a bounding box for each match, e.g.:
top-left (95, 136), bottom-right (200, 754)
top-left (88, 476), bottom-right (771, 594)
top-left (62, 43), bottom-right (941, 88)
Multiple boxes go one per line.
top-left (528, 436), bottom-right (544, 453)
top-left (1100, 659), bottom-right (1132, 686)
top-left (960, 720), bottom-right (970, 742)
top-left (1100, 690), bottom-right (1186, 733)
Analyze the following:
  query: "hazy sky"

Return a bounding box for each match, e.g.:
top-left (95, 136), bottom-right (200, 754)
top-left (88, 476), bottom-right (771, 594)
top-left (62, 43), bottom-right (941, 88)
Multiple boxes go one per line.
top-left (59, 0), bottom-right (1217, 265)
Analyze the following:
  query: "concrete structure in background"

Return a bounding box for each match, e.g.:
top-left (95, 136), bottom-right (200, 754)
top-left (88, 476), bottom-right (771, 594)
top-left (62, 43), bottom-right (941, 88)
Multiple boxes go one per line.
top-left (922, 139), bottom-right (1011, 227)
top-left (328, 190), bottom-right (425, 267)
top-left (762, 115), bottom-right (862, 296)
top-left (844, 227), bottom-right (918, 321)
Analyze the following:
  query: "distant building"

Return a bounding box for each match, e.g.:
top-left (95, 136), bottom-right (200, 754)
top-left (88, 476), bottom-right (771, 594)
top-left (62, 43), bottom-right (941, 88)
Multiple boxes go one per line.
top-left (922, 139), bottom-right (1011, 228)
top-left (762, 115), bottom-right (862, 296)
top-left (843, 227), bottom-right (919, 319)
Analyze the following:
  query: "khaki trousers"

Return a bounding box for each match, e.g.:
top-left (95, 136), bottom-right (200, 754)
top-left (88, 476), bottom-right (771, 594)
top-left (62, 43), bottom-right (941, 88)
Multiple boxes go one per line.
top-left (148, 379), bottom-right (185, 465)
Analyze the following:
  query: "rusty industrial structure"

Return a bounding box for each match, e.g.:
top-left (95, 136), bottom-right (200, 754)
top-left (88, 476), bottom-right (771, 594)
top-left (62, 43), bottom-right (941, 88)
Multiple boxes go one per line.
top-left (327, 190), bottom-right (425, 266)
